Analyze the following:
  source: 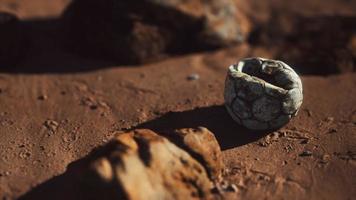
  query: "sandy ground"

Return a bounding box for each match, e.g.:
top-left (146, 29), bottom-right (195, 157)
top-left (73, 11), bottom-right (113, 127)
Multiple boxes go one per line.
top-left (0, 0), bottom-right (355, 199)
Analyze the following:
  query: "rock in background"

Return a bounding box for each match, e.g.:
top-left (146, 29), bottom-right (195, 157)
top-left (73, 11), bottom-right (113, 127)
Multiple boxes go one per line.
top-left (246, 9), bottom-right (356, 75)
top-left (0, 12), bottom-right (28, 68)
top-left (63, 0), bottom-right (248, 64)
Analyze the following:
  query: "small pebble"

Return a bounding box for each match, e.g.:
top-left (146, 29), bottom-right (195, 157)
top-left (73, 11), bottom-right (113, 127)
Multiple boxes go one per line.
top-left (226, 184), bottom-right (238, 193)
top-left (326, 117), bottom-right (334, 122)
top-left (306, 109), bottom-right (313, 117)
top-left (220, 181), bottom-right (229, 189)
top-left (38, 95), bottom-right (48, 100)
top-left (320, 154), bottom-right (330, 164)
top-left (90, 105), bottom-right (98, 110)
top-left (300, 139), bottom-right (309, 144)
top-left (44, 120), bottom-right (59, 132)
top-left (211, 186), bottom-right (221, 194)
top-left (187, 73), bottom-right (200, 81)
top-left (299, 150), bottom-right (312, 157)
top-left (328, 128), bottom-right (337, 133)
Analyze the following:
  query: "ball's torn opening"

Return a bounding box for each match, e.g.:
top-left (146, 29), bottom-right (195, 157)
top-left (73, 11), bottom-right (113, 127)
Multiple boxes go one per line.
top-left (231, 58), bottom-right (288, 90)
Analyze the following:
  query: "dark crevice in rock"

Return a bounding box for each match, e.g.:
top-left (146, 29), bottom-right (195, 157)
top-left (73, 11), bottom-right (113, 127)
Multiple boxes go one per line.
top-left (132, 136), bottom-right (152, 167)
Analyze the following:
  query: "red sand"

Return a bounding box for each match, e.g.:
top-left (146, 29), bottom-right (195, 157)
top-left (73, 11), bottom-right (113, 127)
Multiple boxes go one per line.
top-left (0, 0), bottom-right (355, 199)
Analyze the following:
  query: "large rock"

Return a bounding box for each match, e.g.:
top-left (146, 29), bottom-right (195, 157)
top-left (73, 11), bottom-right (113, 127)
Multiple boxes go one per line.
top-left (63, 0), bottom-right (247, 64)
top-left (82, 129), bottom-right (221, 200)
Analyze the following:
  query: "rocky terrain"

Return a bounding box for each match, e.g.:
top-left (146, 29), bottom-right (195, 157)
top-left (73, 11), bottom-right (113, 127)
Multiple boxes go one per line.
top-left (0, 0), bottom-right (355, 199)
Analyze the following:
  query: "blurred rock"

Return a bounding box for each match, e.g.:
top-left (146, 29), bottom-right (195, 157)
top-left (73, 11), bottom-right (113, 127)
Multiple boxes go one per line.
top-left (0, 12), bottom-right (27, 68)
top-left (249, 15), bottom-right (356, 75)
top-left (63, 0), bottom-right (247, 64)
top-left (82, 129), bottom-right (216, 200)
top-left (279, 16), bottom-right (356, 75)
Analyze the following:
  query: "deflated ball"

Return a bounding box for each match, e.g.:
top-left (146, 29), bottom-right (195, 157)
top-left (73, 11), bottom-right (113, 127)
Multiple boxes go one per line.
top-left (224, 57), bottom-right (303, 130)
